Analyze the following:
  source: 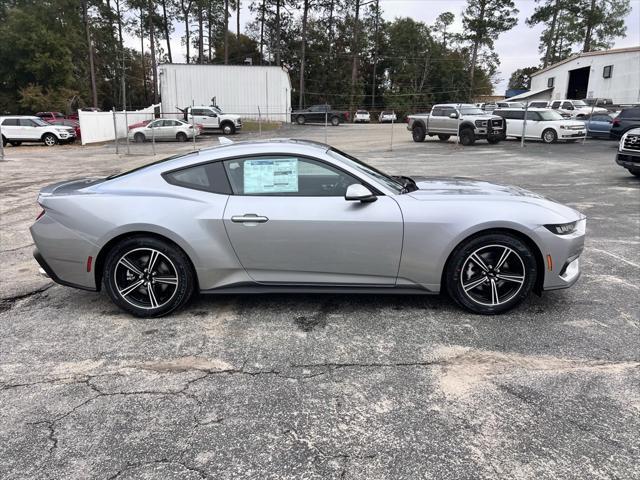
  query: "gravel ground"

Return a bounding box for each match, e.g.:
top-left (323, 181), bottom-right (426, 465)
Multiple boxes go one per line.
top-left (1, 125), bottom-right (639, 479)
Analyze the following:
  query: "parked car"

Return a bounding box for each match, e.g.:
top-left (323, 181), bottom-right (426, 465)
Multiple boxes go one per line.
top-left (128, 119), bottom-right (152, 131)
top-left (378, 111), bottom-right (397, 123)
top-left (493, 108), bottom-right (585, 143)
top-left (585, 113), bottom-right (614, 138)
top-left (480, 103), bottom-right (498, 112)
top-left (1, 115), bottom-right (76, 146)
top-left (354, 110), bottom-right (371, 123)
top-left (496, 101), bottom-right (525, 108)
top-left (35, 111), bottom-right (66, 122)
top-left (30, 139), bottom-right (585, 317)
top-left (527, 101), bottom-right (549, 108)
top-left (181, 106), bottom-right (242, 135)
top-left (407, 103), bottom-right (505, 146)
top-left (549, 99), bottom-right (608, 118)
top-left (615, 128), bottom-right (640, 177)
top-left (584, 98), bottom-right (613, 107)
top-left (610, 107), bottom-right (640, 140)
top-left (128, 119), bottom-right (199, 143)
top-left (291, 105), bottom-right (350, 126)
top-left (47, 118), bottom-right (81, 139)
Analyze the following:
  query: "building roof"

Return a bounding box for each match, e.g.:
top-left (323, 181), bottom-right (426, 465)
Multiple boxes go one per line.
top-left (505, 87), bottom-right (553, 101)
top-left (531, 46), bottom-right (640, 77)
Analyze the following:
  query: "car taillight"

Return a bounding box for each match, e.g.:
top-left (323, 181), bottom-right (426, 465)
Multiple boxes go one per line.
top-left (36, 209), bottom-right (45, 221)
top-left (612, 118), bottom-right (620, 126)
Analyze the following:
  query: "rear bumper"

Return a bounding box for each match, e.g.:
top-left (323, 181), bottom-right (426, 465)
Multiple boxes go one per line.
top-left (33, 248), bottom-right (96, 291)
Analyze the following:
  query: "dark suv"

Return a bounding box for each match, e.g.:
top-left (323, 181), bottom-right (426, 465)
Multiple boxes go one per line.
top-left (610, 107), bottom-right (640, 140)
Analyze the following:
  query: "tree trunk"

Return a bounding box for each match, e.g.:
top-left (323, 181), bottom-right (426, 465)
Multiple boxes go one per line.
top-left (324, 0), bottom-right (334, 95)
top-left (198, 4), bottom-right (204, 63)
top-left (275, 0), bottom-right (281, 65)
top-left (140, 10), bottom-right (148, 103)
top-left (160, 0), bottom-right (173, 63)
top-left (259, 0), bottom-right (265, 64)
top-left (468, 0), bottom-right (486, 95)
top-left (370, 0), bottom-right (379, 109)
top-left (82, 0), bottom-right (98, 108)
top-left (349, 0), bottom-right (360, 112)
top-left (181, 1), bottom-right (191, 64)
top-left (543, 0), bottom-right (559, 67)
top-left (299, 0), bottom-right (309, 109)
top-left (236, 0), bottom-right (241, 46)
top-left (224, 0), bottom-right (229, 64)
top-left (115, 0), bottom-right (126, 109)
top-left (582, 0), bottom-right (596, 52)
top-left (148, 0), bottom-right (158, 104)
top-left (207, 2), bottom-right (212, 61)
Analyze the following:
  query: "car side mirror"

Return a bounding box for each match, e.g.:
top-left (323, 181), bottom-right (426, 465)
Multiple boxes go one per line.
top-left (345, 184), bottom-right (377, 203)
top-left (449, 112), bottom-right (459, 119)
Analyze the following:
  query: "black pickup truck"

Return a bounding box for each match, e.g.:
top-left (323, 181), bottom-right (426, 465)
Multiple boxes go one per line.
top-left (291, 105), bottom-right (350, 126)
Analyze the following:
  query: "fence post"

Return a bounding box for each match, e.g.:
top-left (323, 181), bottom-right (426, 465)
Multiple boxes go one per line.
top-left (520, 103), bottom-right (529, 148)
top-left (390, 111), bottom-right (395, 151)
top-left (584, 98), bottom-right (597, 144)
top-left (124, 110), bottom-right (130, 155)
top-left (191, 110), bottom-right (196, 150)
top-left (112, 110), bottom-right (119, 154)
top-left (324, 110), bottom-right (328, 144)
top-left (0, 122), bottom-right (5, 161)
top-left (151, 115), bottom-right (156, 156)
top-left (258, 106), bottom-right (262, 137)
top-left (456, 110), bottom-right (461, 145)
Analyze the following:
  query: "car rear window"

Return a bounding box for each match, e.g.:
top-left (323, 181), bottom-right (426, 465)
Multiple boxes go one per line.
top-left (163, 161), bottom-right (232, 195)
top-left (620, 108), bottom-right (640, 118)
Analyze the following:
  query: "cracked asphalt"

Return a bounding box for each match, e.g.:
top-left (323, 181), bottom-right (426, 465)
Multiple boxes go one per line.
top-left (1, 124), bottom-right (639, 479)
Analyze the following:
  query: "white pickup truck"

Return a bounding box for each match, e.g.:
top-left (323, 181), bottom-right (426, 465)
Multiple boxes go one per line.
top-left (182, 105), bottom-right (242, 135)
top-left (407, 103), bottom-right (505, 146)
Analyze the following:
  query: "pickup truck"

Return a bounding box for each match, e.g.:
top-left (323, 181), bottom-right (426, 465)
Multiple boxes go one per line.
top-left (291, 105), bottom-right (350, 126)
top-left (407, 103), bottom-right (505, 146)
top-left (179, 105), bottom-right (242, 135)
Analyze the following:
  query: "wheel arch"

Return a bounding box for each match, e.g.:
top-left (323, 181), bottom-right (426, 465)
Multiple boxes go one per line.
top-left (411, 119), bottom-right (426, 130)
top-left (94, 230), bottom-right (199, 292)
top-left (458, 121), bottom-right (475, 133)
top-left (41, 131), bottom-right (60, 141)
top-left (440, 227), bottom-right (545, 296)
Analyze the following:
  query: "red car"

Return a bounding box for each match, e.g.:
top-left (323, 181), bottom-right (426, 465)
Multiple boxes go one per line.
top-left (36, 111), bottom-right (66, 122)
top-left (47, 118), bottom-right (81, 139)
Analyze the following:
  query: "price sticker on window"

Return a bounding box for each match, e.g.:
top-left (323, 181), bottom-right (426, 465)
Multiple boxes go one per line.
top-left (243, 158), bottom-right (298, 194)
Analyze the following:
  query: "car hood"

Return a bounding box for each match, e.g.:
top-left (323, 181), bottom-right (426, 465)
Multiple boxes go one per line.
top-left (407, 176), bottom-right (582, 219)
top-left (221, 114), bottom-right (242, 121)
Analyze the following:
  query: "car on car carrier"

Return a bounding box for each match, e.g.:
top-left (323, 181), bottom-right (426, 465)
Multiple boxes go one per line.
top-left (407, 104), bottom-right (505, 146)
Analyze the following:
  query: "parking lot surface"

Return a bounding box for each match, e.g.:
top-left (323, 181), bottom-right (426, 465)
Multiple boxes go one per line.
top-left (1, 125), bottom-right (639, 479)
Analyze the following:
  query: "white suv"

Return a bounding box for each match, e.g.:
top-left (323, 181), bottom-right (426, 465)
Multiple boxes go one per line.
top-left (1, 116), bottom-right (76, 147)
top-left (549, 99), bottom-right (608, 118)
top-left (494, 108), bottom-right (586, 143)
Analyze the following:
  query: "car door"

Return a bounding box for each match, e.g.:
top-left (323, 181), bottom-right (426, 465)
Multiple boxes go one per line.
top-left (19, 118), bottom-right (40, 140)
top-left (508, 110), bottom-right (525, 137)
top-left (524, 111), bottom-right (542, 138)
top-left (1, 118), bottom-right (21, 140)
top-left (222, 155), bottom-right (404, 285)
top-left (587, 115), bottom-right (611, 135)
top-left (440, 107), bottom-right (458, 134)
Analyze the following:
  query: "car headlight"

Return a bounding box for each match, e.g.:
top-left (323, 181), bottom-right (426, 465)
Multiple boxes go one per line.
top-left (475, 120), bottom-right (488, 127)
top-left (55, 128), bottom-right (67, 133)
top-left (544, 221), bottom-right (578, 235)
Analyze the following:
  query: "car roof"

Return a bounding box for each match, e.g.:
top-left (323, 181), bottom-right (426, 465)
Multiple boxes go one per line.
top-left (0, 115), bottom-right (40, 120)
top-left (495, 107), bottom-right (551, 111)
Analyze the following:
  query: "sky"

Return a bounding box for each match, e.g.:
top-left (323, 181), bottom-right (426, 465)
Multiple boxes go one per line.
top-left (127, 0), bottom-right (640, 95)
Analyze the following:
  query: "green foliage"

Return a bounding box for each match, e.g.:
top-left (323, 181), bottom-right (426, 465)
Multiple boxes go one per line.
top-left (508, 66), bottom-right (539, 90)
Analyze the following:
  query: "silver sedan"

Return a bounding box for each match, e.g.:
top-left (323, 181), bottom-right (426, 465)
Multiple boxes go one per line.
top-left (31, 139), bottom-right (585, 317)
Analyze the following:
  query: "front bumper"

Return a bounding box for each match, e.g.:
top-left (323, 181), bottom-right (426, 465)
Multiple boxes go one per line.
top-left (616, 151), bottom-right (640, 169)
top-left (537, 218), bottom-right (586, 291)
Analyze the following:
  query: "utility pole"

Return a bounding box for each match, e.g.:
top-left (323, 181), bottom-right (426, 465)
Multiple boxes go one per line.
top-left (116, 0), bottom-right (126, 110)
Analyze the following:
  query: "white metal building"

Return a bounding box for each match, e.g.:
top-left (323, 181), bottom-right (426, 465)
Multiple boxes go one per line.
top-left (159, 64), bottom-right (292, 122)
top-left (509, 47), bottom-right (640, 104)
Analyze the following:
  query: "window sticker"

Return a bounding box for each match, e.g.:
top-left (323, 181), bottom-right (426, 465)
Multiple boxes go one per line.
top-left (243, 158), bottom-right (298, 193)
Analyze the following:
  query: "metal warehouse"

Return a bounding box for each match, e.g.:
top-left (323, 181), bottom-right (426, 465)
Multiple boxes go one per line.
top-left (510, 46), bottom-right (640, 104)
top-left (159, 64), bottom-right (292, 122)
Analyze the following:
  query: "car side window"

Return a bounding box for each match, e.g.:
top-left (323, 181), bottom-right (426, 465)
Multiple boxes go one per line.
top-left (431, 107), bottom-right (443, 116)
top-left (2, 118), bottom-right (19, 126)
top-left (562, 102), bottom-right (574, 110)
top-left (163, 161), bottom-right (232, 195)
top-left (551, 102), bottom-right (560, 109)
top-left (526, 111), bottom-right (540, 121)
top-left (441, 107), bottom-right (456, 117)
top-left (19, 119), bottom-right (36, 126)
top-left (223, 156), bottom-right (359, 197)
top-left (510, 111), bottom-right (525, 120)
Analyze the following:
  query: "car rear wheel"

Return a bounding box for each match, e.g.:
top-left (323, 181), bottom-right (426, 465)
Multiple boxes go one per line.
top-left (331, 116), bottom-right (340, 126)
top-left (412, 125), bottom-right (426, 142)
top-left (103, 236), bottom-right (195, 318)
top-left (134, 133), bottom-right (146, 143)
top-left (542, 128), bottom-right (557, 144)
top-left (296, 115), bottom-right (306, 125)
top-left (459, 128), bottom-right (475, 146)
top-left (42, 133), bottom-right (58, 147)
top-left (176, 132), bottom-right (188, 142)
top-left (446, 233), bottom-right (537, 314)
top-left (437, 134), bottom-right (450, 141)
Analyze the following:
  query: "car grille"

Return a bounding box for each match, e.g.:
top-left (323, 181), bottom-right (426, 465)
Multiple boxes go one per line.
top-left (568, 125), bottom-right (584, 130)
top-left (623, 134), bottom-right (640, 150)
top-left (491, 119), bottom-right (502, 127)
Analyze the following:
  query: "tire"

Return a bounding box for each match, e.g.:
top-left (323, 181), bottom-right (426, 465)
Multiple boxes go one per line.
top-left (9, 141), bottom-right (22, 146)
top-left (296, 115), bottom-right (306, 125)
top-left (446, 232), bottom-right (538, 315)
top-left (487, 137), bottom-right (501, 144)
top-left (629, 169), bottom-right (640, 177)
top-left (542, 128), bottom-right (557, 144)
top-left (437, 134), bottom-right (450, 141)
top-left (103, 236), bottom-right (195, 318)
top-left (221, 123), bottom-right (236, 135)
top-left (412, 125), bottom-right (426, 142)
top-left (176, 132), bottom-right (188, 142)
top-left (42, 133), bottom-right (58, 147)
top-left (1, 135), bottom-right (6, 147)
top-left (331, 116), bottom-right (340, 126)
top-left (459, 128), bottom-right (475, 146)
top-left (134, 133), bottom-right (146, 143)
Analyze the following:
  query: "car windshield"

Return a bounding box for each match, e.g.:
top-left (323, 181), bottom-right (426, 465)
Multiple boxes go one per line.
top-left (459, 107), bottom-right (485, 115)
top-left (211, 106), bottom-right (223, 114)
top-left (538, 111), bottom-right (565, 121)
top-left (572, 100), bottom-right (588, 107)
top-left (327, 148), bottom-right (404, 194)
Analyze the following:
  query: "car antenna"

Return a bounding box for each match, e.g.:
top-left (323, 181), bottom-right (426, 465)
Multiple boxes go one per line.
top-left (219, 137), bottom-right (234, 145)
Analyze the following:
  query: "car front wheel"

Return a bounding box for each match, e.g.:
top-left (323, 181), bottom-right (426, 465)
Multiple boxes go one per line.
top-left (331, 116), bottom-right (340, 126)
top-left (542, 128), bottom-right (558, 144)
top-left (459, 128), bottom-right (476, 146)
top-left (446, 233), bottom-right (537, 314)
top-left (221, 123), bottom-right (236, 135)
top-left (296, 115), bottom-right (306, 125)
top-left (43, 133), bottom-right (58, 146)
top-left (103, 236), bottom-right (195, 317)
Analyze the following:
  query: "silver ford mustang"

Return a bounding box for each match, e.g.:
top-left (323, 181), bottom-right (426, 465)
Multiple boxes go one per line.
top-left (31, 139), bottom-right (585, 317)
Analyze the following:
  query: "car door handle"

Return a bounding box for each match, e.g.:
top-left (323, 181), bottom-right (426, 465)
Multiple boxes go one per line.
top-left (231, 214), bottom-right (269, 224)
